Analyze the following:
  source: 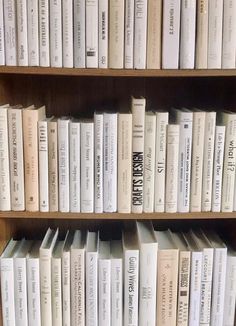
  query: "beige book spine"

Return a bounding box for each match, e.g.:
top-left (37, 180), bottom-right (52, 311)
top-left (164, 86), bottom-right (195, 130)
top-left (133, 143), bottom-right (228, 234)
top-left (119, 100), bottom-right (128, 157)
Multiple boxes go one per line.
top-left (48, 121), bottom-right (58, 212)
top-left (195, 0), bottom-right (209, 69)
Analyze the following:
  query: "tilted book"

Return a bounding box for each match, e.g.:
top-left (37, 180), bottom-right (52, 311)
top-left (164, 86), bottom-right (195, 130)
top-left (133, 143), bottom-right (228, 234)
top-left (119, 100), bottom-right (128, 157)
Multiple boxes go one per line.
top-left (74, 0), bottom-right (86, 68)
top-left (16, 0), bottom-right (28, 66)
top-left (70, 120), bottom-right (80, 212)
top-left (27, 0), bottom-right (39, 66)
top-left (3, 0), bottom-right (17, 65)
top-left (124, 0), bottom-right (134, 68)
top-left (98, 0), bottom-right (108, 68)
top-left (0, 0), bottom-right (5, 65)
top-left (195, 0), bottom-right (209, 69)
top-left (134, 0), bottom-right (148, 69)
top-left (63, 0), bottom-right (73, 67)
top-left (222, 0), bottom-right (236, 69)
top-left (50, 0), bottom-right (62, 67)
top-left (86, 0), bottom-right (98, 67)
top-left (39, 0), bottom-right (50, 66)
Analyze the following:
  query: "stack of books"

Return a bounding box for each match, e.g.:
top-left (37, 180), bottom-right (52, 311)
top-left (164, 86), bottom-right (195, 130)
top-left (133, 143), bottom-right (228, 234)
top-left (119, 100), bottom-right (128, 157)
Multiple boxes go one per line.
top-left (0, 0), bottom-right (235, 69)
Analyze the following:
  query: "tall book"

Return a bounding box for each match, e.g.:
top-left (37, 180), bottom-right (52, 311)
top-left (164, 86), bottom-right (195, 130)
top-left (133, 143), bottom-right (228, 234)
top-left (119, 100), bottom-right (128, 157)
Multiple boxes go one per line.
top-left (109, 0), bottom-right (125, 68)
top-left (98, 0), bottom-right (108, 68)
top-left (162, 0), bottom-right (181, 69)
top-left (103, 113), bottom-right (118, 212)
top-left (50, 0), bottom-right (62, 67)
top-left (124, 0), bottom-right (134, 68)
top-left (0, 0), bottom-right (5, 65)
top-left (154, 111), bottom-right (168, 212)
top-left (27, 0), bottom-right (39, 66)
top-left (63, 0), bottom-right (73, 67)
top-left (118, 113), bottom-right (132, 213)
top-left (196, 0), bottom-right (209, 69)
top-left (16, 0), bottom-right (28, 66)
top-left (39, 0), bottom-right (50, 66)
top-left (131, 97), bottom-right (145, 213)
top-left (134, 0), bottom-right (148, 69)
top-left (222, 0), bottom-right (236, 69)
top-left (70, 120), bottom-right (80, 212)
top-left (74, 0), bottom-right (86, 68)
top-left (86, 0), bottom-right (98, 67)
top-left (3, 0), bottom-right (17, 65)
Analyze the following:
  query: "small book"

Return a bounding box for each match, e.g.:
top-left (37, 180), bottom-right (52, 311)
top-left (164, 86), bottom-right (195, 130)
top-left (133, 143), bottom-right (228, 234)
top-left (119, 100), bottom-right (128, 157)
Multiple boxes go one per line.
top-left (74, 0), bottom-right (86, 68)
top-left (50, 0), bottom-right (62, 67)
top-left (63, 0), bottom-right (73, 67)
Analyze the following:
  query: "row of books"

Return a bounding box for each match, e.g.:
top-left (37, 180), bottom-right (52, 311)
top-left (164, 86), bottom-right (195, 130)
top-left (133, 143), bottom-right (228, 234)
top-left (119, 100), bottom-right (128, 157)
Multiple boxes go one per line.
top-left (1, 221), bottom-right (236, 326)
top-left (0, 0), bottom-right (235, 69)
top-left (1, 99), bottom-right (236, 213)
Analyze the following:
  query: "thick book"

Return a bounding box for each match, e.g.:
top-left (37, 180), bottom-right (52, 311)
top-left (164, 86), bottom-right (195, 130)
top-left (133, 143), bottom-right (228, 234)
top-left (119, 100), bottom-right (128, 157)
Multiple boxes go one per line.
top-left (70, 120), bottom-right (80, 212)
top-left (0, 0), bottom-right (5, 65)
top-left (196, 0), bottom-right (209, 69)
top-left (39, 0), bottom-right (50, 66)
top-left (74, 0), bottom-right (86, 68)
top-left (63, 0), bottom-right (73, 67)
top-left (50, 0), bottom-right (62, 67)
top-left (86, 0), bottom-right (98, 67)
top-left (16, 0), bottom-right (28, 66)
top-left (27, 0), bottom-right (39, 66)
top-left (3, 0), bottom-right (17, 65)
top-left (131, 97), bottom-right (145, 213)
top-left (98, 0), bottom-right (108, 68)
top-left (134, 0), bottom-right (148, 69)
top-left (222, 0), bottom-right (236, 69)
top-left (124, 0), bottom-right (134, 68)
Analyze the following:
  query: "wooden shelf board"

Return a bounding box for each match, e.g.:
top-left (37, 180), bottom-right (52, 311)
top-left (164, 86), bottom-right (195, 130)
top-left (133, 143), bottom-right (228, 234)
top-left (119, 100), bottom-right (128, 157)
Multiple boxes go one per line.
top-left (0, 66), bottom-right (236, 77)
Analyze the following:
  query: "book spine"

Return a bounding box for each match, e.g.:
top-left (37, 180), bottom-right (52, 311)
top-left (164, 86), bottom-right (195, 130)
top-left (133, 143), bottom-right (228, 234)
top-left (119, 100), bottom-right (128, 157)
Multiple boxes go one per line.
top-left (103, 113), bottom-right (118, 212)
top-left (0, 108), bottom-right (11, 211)
top-left (165, 124), bottom-right (179, 213)
top-left (190, 112), bottom-right (206, 212)
top-left (196, 0), bottom-right (208, 69)
top-left (98, 0), bottom-right (108, 68)
top-left (40, 251), bottom-right (52, 326)
top-left (52, 258), bottom-right (62, 326)
top-left (94, 114), bottom-right (104, 213)
top-left (222, 0), bottom-right (236, 69)
top-left (86, 0), bottom-right (98, 67)
top-left (3, 0), bottom-right (17, 65)
top-left (99, 259), bottom-right (111, 326)
top-left (124, 250), bottom-right (139, 326)
top-left (38, 120), bottom-right (49, 212)
top-left (86, 252), bottom-right (98, 326)
top-left (208, 0), bottom-right (224, 68)
top-left (132, 98), bottom-right (145, 213)
top-left (143, 114), bottom-right (156, 213)
top-left (201, 112), bottom-right (216, 211)
top-left (146, 0), bottom-right (162, 69)
top-left (124, 0), bottom-right (134, 68)
top-left (58, 120), bottom-right (70, 212)
top-left (69, 122), bottom-right (81, 212)
top-left (27, 258), bottom-right (41, 326)
top-left (16, 0), bottom-right (28, 66)
top-left (50, 0), bottom-right (63, 67)
top-left (180, 0), bottom-right (196, 69)
top-left (62, 252), bottom-right (70, 326)
top-left (212, 126), bottom-right (225, 212)
top-left (27, 0), bottom-right (39, 66)
top-left (74, 0), bottom-right (86, 68)
top-left (223, 256), bottom-right (236, 326)
top-left (109, 0), bottom-right (125, 68)
top-left (162, 0), bottom-right (181, 69)
top-left (154, 112), bottom-right (168, 212)
top-left (111, 259), bottom-right (122, 326)
top-left (81, 123), bottom-right (94, 212)
top-left (48, 121), bottom-right (59, 212)
top-left (118, 114), bottom-right (132, 213)
top-left (0, 0), bottom-right (5, 65)
top-left (14, 258), bottom-right (28, 326)
top-left (189, 251), bottom-right (202, 326)
top-left (134, 0), bottom-right (148, 69)
top-left (8, 109), bottom-right (25, 211)
top-left (63, 0), bottom-right (73, 67)
top-left (39, 0), bottom-right (50, 66)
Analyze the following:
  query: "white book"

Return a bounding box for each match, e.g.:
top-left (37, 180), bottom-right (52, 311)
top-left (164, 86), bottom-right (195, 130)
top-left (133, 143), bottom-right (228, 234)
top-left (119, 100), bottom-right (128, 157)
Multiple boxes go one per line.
top-left (39, 0), bottom-right (50, 66)
top-left (124, 0), bottom-right (134, 68)
top-left (118, 113), bottom-right (132, 213)
top-left (208, 0), bottom-right (224, 68)
top-left (50, 0), bottom-right (63, 67)
top-left (8, 106), bottom-right (25, 211)
top-left (154, 111), bottom-right (168, 212)
top-left (137, 221), bottom-right (157, 326)
top-left (27, 241), bottom-right (41, 326)
top-left (3, 0), bottom-right (17, 65)
top-left (190, 110), bottom-right (206, 212)
top-left (63, 0), bottom-right (73, 67)
top-left (144, 113), bottom-right (156, 212)
top-left (162, 0), bottom-right (181, 69)
top-left (94, 113), bottom-right (103, 213)
top-left (99, 241), bottom-right (111, 326)
top-left (212, 126), bottom-right (225, 212)
top-left (180, 0), bottom-right (196, 69)
top-left (103, 113), bottom-right (117, 212)
top-left (131, 97), bottom-right (145, 213)
top-left (123, 228), bottom-right (139, 326)
top-left (27, 0), bottom-right (39, 66)
top-left (165, 124), bottom-right (180, 213)
top-left (134, 0), bottom-right (147, 69)
top-left (81, 121), bottom-right (94, 212)
top-left (99, 0), bottom-right (108, 68)
top-left (16, 0), bottom-right (28, 66)
top-left (70, 120), bottom-right (80, 212)
top-left (201, 111), bottom-right (216, 211)
top-left (111, 240), bottom-right (123, 326)
top-left (74, 0), bottom-right (86, 67)
top-left (0, 106), bottom-right (11, 211)
top-left (195, 0), bottom-right (209, 69)
top-left (86, 232), bottom-right (99, 326)
top-left (0, 0), bottom-right (5, 65)
top-left (71, 230), bottom-right (87, 326)
top-left (58, 117), bottom-right (70, 212)
top-left (86, 0), bottom-right (98, 67)
top-left (172, 108), bottom-right (193, 212)
top-left (222, 0), bottom-right (236, 69)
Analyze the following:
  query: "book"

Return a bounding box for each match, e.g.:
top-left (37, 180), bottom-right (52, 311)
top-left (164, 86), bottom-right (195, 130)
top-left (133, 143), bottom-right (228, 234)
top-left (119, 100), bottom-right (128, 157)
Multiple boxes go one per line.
top-left (134, 0), bottom-right (148, 69)
top-left (39, 0), bottom-right (50, 66)
top-left (124, 0), bottom-right (134, 68)
top-left (131, 97), bottom-right (145, 213)
top-left (3, 0), bottom-right (17, 65)
top-left (58, 117), bottom-right (70, 212)
top-left (63, 0), bottom-right (73, 67)
top-left (70, 120), bottom-right (80, 212)
top-left (196, 0), bottom-right (209, 69)
top-left (50, 0), bottom-right (62, 67)
top-left (118, 113), bottom-right (132, 213)
top-left (0, 0), bottom-right (5, 65)
top-left (222, 0), bottom-right (236, 69)
top-left (86, 0), bottom-right (98, 68)
top-left (74, 0), bottom-right (86, 68)
top-left (109, 0), bottom-right (125, 68)
top-left (27, 0), bottom-right (39, 66)
top-left (144, 112), bottom-right (156, 212)
top-left (162, 0), bottom-right (181, 69)
top-left (16, 0), bottom-right (28, 66)
top-left (154, 111), bottom-right (168, 212)
top-left (98, 0), bottom-right (108, 68)
top-left (81, 121), bottom-right (94, 212)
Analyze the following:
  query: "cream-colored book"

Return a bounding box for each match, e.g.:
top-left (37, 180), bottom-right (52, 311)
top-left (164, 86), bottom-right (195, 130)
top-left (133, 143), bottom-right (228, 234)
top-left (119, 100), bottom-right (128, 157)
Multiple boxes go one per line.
top-left (195, 0), bottom-right (209, 69)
